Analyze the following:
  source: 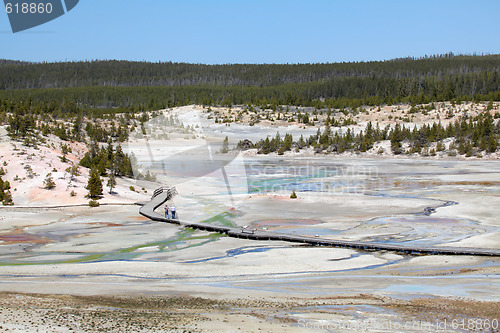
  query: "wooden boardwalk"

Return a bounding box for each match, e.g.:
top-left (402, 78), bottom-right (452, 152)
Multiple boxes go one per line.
top-left (138, 187), bottom-right (500, 257)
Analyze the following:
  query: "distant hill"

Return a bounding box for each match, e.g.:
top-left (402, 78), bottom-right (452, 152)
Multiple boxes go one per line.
top-left (0, 54), bottom-right (499, 108)
top-left (0, 54), bottom-right (499, 89)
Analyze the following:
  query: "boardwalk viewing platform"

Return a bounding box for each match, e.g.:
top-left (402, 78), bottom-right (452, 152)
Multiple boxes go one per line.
top-left (138, 187), bottom-right (500, 257)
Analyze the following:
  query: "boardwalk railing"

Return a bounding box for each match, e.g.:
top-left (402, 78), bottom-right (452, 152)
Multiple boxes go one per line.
top-left (152, 187), bottom-right (178, 200)
top-left (138, 187), bottom-right (500, 257)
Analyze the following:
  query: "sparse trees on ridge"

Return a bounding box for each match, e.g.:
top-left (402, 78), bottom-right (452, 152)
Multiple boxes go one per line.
top-left (246, 111), bottom-right (499, 157)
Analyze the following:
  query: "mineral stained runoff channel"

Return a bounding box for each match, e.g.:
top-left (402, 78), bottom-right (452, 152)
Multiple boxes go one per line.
top-left (137, 187), bottom-right (500, 257)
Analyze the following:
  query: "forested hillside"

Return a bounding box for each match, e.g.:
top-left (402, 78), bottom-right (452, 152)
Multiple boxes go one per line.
top-left (1, 54), bottom-right (499, 89)
top-left (0, 54), bottom-right (499, 109)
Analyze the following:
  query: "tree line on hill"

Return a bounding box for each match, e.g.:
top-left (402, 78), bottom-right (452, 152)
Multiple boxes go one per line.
top-left (0, 54), bottom-right (499, 110)
top-left (0, 78), bottom-right (499, 113)
top-left (244, 112), bottom-right (499, 157)
top-left (1, 98), bottom-right (133, 144)
top-left (1, 53), bottom-right (498, 89)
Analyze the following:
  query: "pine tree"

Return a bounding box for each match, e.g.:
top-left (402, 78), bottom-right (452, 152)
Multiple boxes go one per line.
top-left (283, 133), bottom-right (293, 151)
top-left (298, 135), bottom-right (305, 148)
top-left (261, 137), bottom-right (271, 154)
top-left (487, 135), bottom-right (498, 153)
top-left (390, 123), bottom-right (404, 154)
top-left (86, 167), bottom-right (103, 199)
top-left (107, 173), bottom-right (117, 194)
top-left (221, 136), bottom-right (229, 153)
top-left (114, 144), bottom-right (132, 177)
top-left (0, 177), bottom-right (14, 206)
top-left (319, 124), bottom-right (331, 146)
top-left (66, 163), bottom-right (81, 187)
top-left (43, 173), bottom-right (56, 190)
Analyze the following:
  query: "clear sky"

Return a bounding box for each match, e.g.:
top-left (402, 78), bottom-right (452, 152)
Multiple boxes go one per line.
top-left (1, 0), bottom-right (499, 64)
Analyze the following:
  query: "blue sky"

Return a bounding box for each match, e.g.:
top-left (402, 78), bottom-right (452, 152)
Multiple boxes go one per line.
top-left (1, 0), bottom-right (499, 64)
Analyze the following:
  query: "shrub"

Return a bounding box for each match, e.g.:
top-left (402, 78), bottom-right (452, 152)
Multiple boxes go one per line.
top-left (24, 165), bottom-right (37, 179)
top-left (88, 200), bottom-right (100, 207)
top-left (43, 173), bottom-right (56, 190)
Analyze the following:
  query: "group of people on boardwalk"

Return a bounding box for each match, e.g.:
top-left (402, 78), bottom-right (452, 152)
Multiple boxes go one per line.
top-left (164, 205), bottom-right (177, 219)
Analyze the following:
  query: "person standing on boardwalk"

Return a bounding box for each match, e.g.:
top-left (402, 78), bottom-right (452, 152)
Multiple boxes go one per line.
top-left (164, 205), bottom-right (169, 219)
top-left (170, 205), bottom-right (176, 219)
